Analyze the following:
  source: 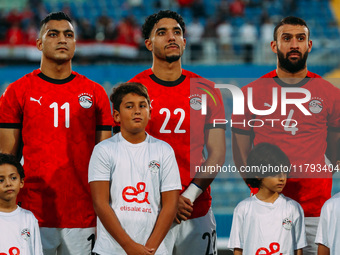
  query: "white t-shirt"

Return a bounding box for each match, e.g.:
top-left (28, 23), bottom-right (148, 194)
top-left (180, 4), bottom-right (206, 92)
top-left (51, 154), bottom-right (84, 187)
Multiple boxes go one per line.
top-left (0, 206), bottom-right (43, 255)
top-left (88, 132), bottom-right (181, 255)
top-left (228, 194), bottom-right (307, 255)
top-left (315, 192), bottom-right (340, 254)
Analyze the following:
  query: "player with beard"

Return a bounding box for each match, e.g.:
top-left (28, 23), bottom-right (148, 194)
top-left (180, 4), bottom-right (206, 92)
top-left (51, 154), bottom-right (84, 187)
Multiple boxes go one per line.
top-left (127, 10), bottom-right (226, 255)
top-left (232, 16), bottom-right (340, 255)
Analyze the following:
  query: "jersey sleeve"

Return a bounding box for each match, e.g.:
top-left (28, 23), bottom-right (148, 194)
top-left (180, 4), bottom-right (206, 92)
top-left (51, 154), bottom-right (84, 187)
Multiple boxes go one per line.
top-left (327, 84), bottom-right (340, 132)
top-left (32, 214), bottom-right (44, 255)
top-left (88, 142), bottom-right (113, 182)
top-left (0, 81), bottom-right (24, 128)
top-left (315, 200), bottom-right (331, 248)
top-left (228, 202), bottom-right (244, 250)
top-left (293, 202), bottom-right (308, 250)
top-left (160, 143), bottom-right (182, 192)
top-left (94, 83), bottom-right (113, 131)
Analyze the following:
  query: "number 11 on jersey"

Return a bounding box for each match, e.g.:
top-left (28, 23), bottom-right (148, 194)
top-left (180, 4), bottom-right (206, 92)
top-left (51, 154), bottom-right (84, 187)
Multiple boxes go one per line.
top-left (50, 102), bottom-right (70, 128)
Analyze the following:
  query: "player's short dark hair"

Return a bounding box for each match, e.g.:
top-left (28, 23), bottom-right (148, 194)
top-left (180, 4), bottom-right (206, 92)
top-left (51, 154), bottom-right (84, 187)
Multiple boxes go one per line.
top-left (110, 82), bottom-right (150, 112)
top-left (245, 143), bottom-right (290, 188)
top-left (0, 153), bottom-right (25, 179)
top-left (142, 10), bottom-right (185, 39)
top-left (273, 16), bottom-right (310, 41)
top-left (39, 12), bottom-right (72, 37)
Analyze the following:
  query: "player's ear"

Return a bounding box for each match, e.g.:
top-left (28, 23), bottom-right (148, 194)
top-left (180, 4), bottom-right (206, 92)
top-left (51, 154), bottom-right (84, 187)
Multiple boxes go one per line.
top-left (36, 38), bottom-right (43, 51)
top-left (20, 178), bottom-right (24, 189)
top-left (113, 109), bottom-right (121, 123)
top-left (308, 39), bottom-right (312, 53)
top-left (271, 40), bottom-right (277, 54)
top-left (145, 39), bottom-right (153, 52)
top-left (183, 37), bottom-right (186, 50)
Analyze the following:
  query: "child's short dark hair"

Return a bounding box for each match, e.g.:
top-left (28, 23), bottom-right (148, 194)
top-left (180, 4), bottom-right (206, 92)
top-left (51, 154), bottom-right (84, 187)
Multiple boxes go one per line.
top-left (0, 153), bottom-right (25, 179)
top-left (110, 82), bottom-right (150, 111)
top-left (142, 10), bottom-right (185, 39)
top-left (245, 143), bottom-right (290, 188)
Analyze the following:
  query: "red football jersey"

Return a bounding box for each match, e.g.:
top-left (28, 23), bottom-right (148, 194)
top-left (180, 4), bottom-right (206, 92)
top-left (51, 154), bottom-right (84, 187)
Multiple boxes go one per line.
top-left (232, 70), bottom-right (340, 217)
top-left (0, 69), bottom-right (113, 228)
top-left (129, 68), bottom-right (225, 218)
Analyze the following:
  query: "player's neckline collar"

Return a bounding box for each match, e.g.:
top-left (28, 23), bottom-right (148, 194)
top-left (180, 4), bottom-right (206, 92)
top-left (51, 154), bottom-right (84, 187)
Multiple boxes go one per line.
top-left (38, 71), bottom-right (76, 84)
top-left (273, 76), bottom-right (310, 87)
top-left (149, 73), bottom-right (186, 87)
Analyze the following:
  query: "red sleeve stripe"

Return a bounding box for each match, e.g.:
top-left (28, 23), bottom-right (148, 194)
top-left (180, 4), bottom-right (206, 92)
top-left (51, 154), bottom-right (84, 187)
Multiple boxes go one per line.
top-left (0, 123), bottom-right (22, 129)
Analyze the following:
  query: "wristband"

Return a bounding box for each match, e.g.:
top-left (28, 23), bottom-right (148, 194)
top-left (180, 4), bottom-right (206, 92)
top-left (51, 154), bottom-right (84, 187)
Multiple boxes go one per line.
top-left (181, 183), bottom-right (203, 203)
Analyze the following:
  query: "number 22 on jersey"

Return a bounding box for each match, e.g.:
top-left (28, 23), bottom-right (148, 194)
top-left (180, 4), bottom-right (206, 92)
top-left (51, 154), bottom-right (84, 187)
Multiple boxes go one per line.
top-left (159, 108), bottom-right (186, 133)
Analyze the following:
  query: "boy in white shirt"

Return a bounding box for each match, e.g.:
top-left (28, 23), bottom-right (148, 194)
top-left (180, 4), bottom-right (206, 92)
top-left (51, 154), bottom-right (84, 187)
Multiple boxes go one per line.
top-left (315, 141), bottom-right (340, 255)
top-left (0, 153), bottom-right (43, 255)
top-left (228, 143), bottom-right (307, 255)
top-left (316, 192), bottom-right (340, 255)
top-left (88, 82), bottom-right (181, 255)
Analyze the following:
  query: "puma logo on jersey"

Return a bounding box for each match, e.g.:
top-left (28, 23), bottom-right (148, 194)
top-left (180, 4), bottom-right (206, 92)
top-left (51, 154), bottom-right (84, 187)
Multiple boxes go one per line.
top-left (30, 96), bottom-right (42, 106)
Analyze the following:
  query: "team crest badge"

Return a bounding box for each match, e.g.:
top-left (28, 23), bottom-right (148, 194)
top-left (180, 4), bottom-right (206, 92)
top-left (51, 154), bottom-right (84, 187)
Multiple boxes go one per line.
top-left (78, 93), bottom-right (93, 109)
top-left (21, 228), bottom-right (31, 240)
top-left (189, 94), bottom-right (202, 110)
top-left (282, 218), bottom-right (292, 230)
top-left (308, 99), bottom-right (323, 114)
top-left (149, 160), bottom-right (160, 173)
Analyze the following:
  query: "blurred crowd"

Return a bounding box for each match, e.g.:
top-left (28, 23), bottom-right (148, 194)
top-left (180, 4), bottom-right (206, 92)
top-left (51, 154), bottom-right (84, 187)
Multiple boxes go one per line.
top-left (0, 0), bottom-right (297, 45)
top-left (1, 0), bottom-right (330, 64)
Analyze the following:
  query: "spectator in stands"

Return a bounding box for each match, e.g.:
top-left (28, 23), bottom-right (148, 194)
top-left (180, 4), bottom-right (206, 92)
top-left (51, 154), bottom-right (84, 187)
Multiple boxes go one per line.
top-left (229, 0), bottom-right (245, 17)
top-left (239, 20), bottom-right (257, 63)
top-left (177, 0), bottom-right (195, 7)
top-left (282, 0), bottom-right (297, 16)
top-left (0, 10), bottom-right (8, 40)
top-left (260, 17), bottom-right (275, 63)
top-left (95, 16), bottom-right (108, 41)
top-left (216, 19), bottom-right (233, 61)
top-left (21, 5), bottom-right (34, 29)
top-left (127, 0), bottom-right (142, 8)
top-left (202, 18), bottom-right (218, 63)
top-left (191, 0), bottom-right (206, 19)
top-left (154, 0), bottom-right (178, 9)
top-left (186, 18), bottom-right (204, 62)
top-left (78, 18), bottom-right (96, 41)
top-left (203, 18), bottom-right (217, 39)
top-left (217, 0), bottom-right (230, 21)
top-left (116, 16), bottom-right (140, 47)
top-left (6, 22), bottom-right (24, 45)
top-left (105, 18), bottom-right (118, 41)
top-left (25, 20), bottom-right (39, 45)
top-left (6, 9), bottom-right (23, 26)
